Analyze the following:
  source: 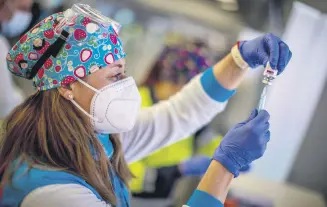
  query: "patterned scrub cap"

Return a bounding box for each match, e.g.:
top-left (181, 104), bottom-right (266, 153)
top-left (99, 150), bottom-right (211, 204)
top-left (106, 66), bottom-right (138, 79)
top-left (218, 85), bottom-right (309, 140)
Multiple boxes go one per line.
top-left (145, 37), bottom-right (217, 86)
top-left (6, 4), bottom-right (126, 91)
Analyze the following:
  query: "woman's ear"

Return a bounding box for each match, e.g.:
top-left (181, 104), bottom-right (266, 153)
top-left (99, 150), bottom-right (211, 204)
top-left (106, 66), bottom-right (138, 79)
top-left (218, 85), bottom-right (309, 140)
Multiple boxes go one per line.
top-left (58, 86), bottom-right (74, 101)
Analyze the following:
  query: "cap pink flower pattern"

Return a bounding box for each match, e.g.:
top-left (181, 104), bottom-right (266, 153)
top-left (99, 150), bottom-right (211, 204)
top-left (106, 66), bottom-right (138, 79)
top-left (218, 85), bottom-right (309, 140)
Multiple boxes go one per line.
top-left (7, 12), bottom-right (126, 91)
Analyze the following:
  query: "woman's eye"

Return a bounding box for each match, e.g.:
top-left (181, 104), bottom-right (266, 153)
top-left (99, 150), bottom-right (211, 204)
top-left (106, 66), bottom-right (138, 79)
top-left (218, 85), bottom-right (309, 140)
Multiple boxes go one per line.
top-left (115, 73), bottom-right (122, 80)
top-left (108, 73), bottom-right (122, 81)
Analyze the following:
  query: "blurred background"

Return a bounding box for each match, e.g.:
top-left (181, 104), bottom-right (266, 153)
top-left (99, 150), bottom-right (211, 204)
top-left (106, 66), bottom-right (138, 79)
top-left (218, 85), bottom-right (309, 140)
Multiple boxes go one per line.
top-left (1, 0), bottom-right (327, 207)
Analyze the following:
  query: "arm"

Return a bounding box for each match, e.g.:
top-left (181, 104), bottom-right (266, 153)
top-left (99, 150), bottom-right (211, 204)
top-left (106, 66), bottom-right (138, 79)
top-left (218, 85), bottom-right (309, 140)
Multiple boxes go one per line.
top-left (121, 51), bottom-right (248, 164)
top-left (196, 161), bottom-right (233, 202)
top-left (185, 161), bottom-right (232, 207)
top-left (212, 53), bottom-right (247, 90)
top-left (186, 109), bottom-right (271, 207)
top-left (185, 33), bottom-right (292, 207)
top-left (121, 73), bottom-right (230, 164)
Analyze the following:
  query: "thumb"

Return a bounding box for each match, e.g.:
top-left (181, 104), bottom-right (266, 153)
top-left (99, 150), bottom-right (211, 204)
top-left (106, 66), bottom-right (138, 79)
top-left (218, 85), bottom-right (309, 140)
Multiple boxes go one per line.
top-left (235, 109), bottom-right (258, 127)
top-left (264, 34), bottom-right (280, 69)
top-left (243, 109), bottom-right (258, 124)
top-left (249, 109), bottom-right (270, 125)
top-left (240, 164), bottom-right (251, 173)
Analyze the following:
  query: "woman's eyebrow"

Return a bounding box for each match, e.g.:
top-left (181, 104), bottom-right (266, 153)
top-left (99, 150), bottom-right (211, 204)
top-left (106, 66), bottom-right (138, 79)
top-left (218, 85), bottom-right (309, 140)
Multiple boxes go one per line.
top-left (103, 64), bottom-right (124, 76)
top-left (113, 64), bottom-right (123, 68)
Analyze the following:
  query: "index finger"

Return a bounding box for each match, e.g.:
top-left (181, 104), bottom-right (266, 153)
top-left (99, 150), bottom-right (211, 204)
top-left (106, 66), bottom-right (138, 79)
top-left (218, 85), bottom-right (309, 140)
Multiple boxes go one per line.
top-left (277, 41), bottom-right (291, 75)
top-left (264, 33), bottom-right (280, 69)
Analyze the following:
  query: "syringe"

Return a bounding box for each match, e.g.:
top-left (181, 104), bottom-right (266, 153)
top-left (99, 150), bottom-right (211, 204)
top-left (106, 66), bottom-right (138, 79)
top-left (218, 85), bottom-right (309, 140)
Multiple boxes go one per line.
top-left (257, 62), bottom-right (277, 111)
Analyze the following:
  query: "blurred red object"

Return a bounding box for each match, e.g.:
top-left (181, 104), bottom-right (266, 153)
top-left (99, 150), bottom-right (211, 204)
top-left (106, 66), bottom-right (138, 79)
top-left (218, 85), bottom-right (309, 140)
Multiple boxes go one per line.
top-left (225, 198), bottom-right (239, 207)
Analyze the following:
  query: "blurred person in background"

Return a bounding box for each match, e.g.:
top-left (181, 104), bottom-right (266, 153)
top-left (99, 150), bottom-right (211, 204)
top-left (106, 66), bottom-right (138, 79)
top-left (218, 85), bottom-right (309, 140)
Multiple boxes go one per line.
top-left (21, 0), bottom-right (65, 37)
top-left (3, 0), bottom-right (65, 43)
top-left (0, 4), bottom-right (292, 207)
top-left (0, 0), bottom-right (33, 38)
top-left (0, 0), bottom-right (33, 119)
top-left (1, 0), bottom-right (66, 98)
top-left (130, 36), bottom-right (250, 204)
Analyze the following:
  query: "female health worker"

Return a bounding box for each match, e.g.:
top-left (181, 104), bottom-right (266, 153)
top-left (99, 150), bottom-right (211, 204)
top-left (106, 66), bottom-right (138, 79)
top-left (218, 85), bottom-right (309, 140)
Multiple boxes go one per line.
top-left (0, 4), bottom-right (292, 207)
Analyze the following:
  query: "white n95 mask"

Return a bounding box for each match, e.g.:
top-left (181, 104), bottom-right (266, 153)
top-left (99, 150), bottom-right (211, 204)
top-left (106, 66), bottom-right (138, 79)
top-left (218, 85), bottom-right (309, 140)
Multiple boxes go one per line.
top-left (71, 77), bottom-right (142, 134)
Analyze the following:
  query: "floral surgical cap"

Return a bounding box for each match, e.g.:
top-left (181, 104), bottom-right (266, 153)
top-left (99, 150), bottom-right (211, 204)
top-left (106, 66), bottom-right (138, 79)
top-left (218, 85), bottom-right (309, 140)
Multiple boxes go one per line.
top-left (145, 38), bottom-right (216, 86)
top-left (6, 10), bottom-right (126, 91)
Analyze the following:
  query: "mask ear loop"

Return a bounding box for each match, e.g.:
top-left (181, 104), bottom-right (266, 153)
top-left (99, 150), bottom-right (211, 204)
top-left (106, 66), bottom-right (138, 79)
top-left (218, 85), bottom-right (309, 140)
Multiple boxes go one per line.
top-left (76, 78), bottom-right (101, 93)
top-left (68, 79), bottom-right (103, 123)
top-left (70, 99), bottom-right (102, 123)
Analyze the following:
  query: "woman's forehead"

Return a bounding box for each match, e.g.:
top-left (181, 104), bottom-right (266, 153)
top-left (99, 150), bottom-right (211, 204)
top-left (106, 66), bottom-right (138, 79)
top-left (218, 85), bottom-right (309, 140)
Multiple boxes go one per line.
top-left (103, 58), bottom-right (126, 71)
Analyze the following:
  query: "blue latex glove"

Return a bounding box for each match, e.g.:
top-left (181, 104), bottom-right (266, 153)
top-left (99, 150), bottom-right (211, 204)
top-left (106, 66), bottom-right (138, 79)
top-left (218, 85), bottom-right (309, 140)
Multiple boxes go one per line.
top-left (213, 109), bottom-right (270, 177)
top-left (239, 33), bottom-right (292, 74)
top-left (240, 164), bottom-right (251, 173)
top-left (179, 156), bottom-right (212, 176)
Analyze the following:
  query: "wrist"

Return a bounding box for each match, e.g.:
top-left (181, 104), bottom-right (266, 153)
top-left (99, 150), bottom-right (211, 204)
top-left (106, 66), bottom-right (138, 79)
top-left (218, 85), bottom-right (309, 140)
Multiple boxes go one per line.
top-left (231, 41), bottom-right (249, 70)
top-left (213, 146), bottom-right (242, 177)
top-left (213, 153), bottom-right (240, 177)
top-left (212, 54), bottom-right (248, 90)
top-left (197, 160), bottom-right (234, 202)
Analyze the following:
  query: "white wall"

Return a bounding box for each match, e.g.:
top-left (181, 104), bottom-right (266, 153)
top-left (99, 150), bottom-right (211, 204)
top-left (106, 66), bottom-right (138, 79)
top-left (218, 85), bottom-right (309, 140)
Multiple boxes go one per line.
top-left (251, 2), bottom-right (327, 182)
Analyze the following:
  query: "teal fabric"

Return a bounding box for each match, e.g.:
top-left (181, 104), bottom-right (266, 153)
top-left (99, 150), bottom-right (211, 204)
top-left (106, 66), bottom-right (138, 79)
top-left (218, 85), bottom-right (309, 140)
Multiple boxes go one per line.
top-left (200, 67), bottom-right (236, 102)
top-left (187, 190), bottom-right (223, 207)
top-left (1, 163), bottom-right (103, 206)
top-left (0, 134), bottom-right (130, 207)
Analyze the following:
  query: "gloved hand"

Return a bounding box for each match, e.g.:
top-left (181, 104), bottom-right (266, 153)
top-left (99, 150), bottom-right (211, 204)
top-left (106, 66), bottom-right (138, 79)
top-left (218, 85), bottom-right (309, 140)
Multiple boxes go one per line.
top-left (240, 164), bottom-right (251, 173)
top-left (213, 109), bottom-right (270, 177)
top-left (239, 33), bottom-right (292, 74)
top-left (179, 155), bottom-right (212, 176)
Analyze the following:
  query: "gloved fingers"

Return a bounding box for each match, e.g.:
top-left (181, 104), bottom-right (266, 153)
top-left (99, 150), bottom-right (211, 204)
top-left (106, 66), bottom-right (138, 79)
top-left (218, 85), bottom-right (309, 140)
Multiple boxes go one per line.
top-left (239, 109), bottom-right (258, 125)
top-left (263, 122), bottom-right (270, 133)
top-left (240, 164), bottom-right (251, 172)
top-left (249, 109), bottom-right (270, 125)
top-left (254, 122), bottom-right (270, 140)
top-left (264, 33), bottom-right (280, 69)
top-left (192, 155), bottom-right (212, 163)
top-left (289, 50), bottom-right (293, 61)
top-left (265, 130), bottom-right (271, 142)
top-left (277, 41), bottom-right (291, 75)
top-left (259, 130), bottom-right (271, 147)
top-left (180, 156), bottom-right (212, 176)
top-left (258, 51), bottom-right (269, 69)
top-left (249, 109), bottom-right (259, 121)
top-left (285, 50), bottom-right (293, 72)
top-left (182, 156), bottom-right (212, 167)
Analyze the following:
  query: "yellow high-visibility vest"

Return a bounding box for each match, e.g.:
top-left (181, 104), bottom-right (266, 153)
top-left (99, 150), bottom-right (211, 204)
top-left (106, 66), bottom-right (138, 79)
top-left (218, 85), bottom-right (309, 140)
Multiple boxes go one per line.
top-left (129, 86), bottom-right (222, 192)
